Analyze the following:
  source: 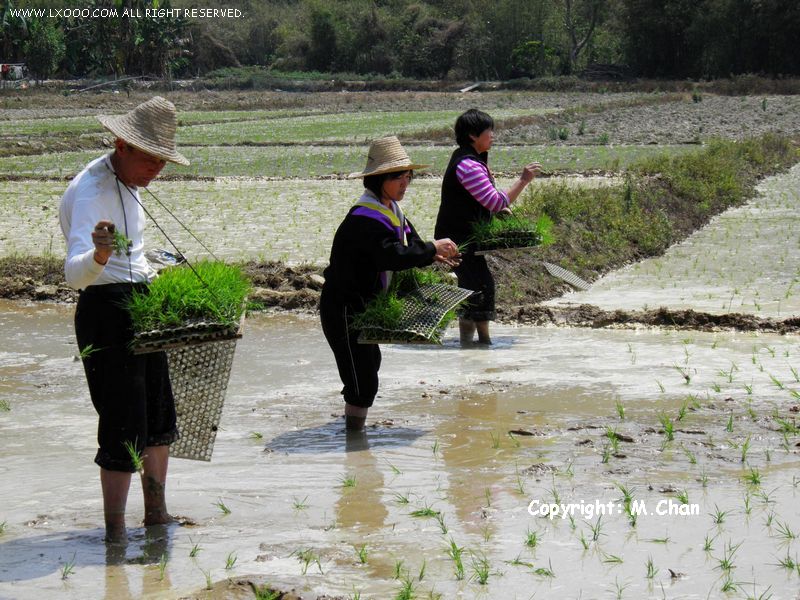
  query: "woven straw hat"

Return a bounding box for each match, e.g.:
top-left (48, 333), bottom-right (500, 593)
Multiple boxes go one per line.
top-left (97, 96), bottom-right (189, 166)
top-left (349, 136), bottom-right (429, 178)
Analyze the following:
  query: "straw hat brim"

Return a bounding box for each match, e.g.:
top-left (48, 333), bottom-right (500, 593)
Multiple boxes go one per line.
top-left (98, 114), bottom-right (190, 166)
top-left (348, 161), bottom-right (430, 179)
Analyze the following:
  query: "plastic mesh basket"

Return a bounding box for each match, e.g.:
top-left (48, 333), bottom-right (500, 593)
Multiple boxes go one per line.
top-left (166, 339), bottom-right (237, 461)
top-left (358, 283), bottom-right (473, 344)
top-left (131, 317), bottom-right (243, 461)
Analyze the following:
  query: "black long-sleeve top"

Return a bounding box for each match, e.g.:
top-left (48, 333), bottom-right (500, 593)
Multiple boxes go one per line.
top-left (321, 204), bottom-right (436, 313)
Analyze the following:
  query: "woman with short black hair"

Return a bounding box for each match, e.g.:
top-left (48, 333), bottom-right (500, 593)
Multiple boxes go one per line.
top-left (435, 109), bottom-right (542, 345)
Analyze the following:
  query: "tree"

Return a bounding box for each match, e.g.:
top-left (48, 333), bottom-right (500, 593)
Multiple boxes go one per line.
top-left (563, 0), bottom-right (603, 73)
top-left (307, 6), bottom-right (337, 71)
top-left (23, 18), bottom-right (65, 82)
top-left (1, 0), bottom-right (28, 62)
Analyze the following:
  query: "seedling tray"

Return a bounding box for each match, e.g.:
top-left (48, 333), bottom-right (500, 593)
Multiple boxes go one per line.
top-left (358, 283), bottom-right (473, 345)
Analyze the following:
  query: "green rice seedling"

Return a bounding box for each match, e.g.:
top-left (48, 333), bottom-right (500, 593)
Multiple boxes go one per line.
top-left (158, 552), bottom-right (168, 581)
top-left (564, 460), bottom-right (574, 478)
top-left (677, 400), bottom-right (689, 422)
top-left (567, 513), bottom-right (577, 530)
top-left (681, 444), bottom-right (697, 465)
top-left (711, 382), bottom-right (722, 393)
top-left (601, 444), bottom-right (611, 463)
top-left (432, 439), bottom-right (440, 457)
top-left (189, 541), bottom-right (202, 558)
top-left (395, 576), bottom-right (415, 600)
top-left (225, 551), bottom-right (237, 570)
top-left (123, 440), bottom-right (144, 473)
top-left (470, 552), bottom-right (491, 585)
top-left (658, 413), bottom-right (675, 442)
top-left (710, 504), bottom-right (729, 525)
top-left (418, 559), bottom-right (426, 581)
top-left (579, 530), bottom-right (590, 550)
top-left (410, 503), bottom-right (440, 518)
top-left (112, 229), bottom-right (132, 257)
top-left (480, 524), bottom-right (492, 542)
top-left (703, 533), bottom-right (716, 552)
top-left (720, 576), bottom-right (736, 592)
top-left (214, 498), bottom-right (231, 515)
top-left (202, 568), bottom-right (213, 590)
top-left (128, 261), bottom-right (250, 333)
top-left (490, 431), bottom-right (501, 449)
top-left (791, 366), bottom-right (800, 383)
top-left (764, 447), bottom-right (771, 462)
top-left (78, 343), bottom-right (101, 359)
top-left (393, 492), bottom-right (410, 505)
top-left (393, 559), bottom-right (405, 579)
top-left (726, 413), bottom-right (734, 433)
top-left (507, 554), bottom-right (534, 568)
top-left (676, 489), bottom-right (689, 505)
top-left (715, 540), bottom-right (742, 572)
top-left (292, 548), bottom-right (323, 575)
top-left (769, 374), bottom-right (785, 390)
top-left (744, 467), bottom-right (761, 486)
top-left (700, 469), bottom-right (709, 487)
top-left (533, 559), bottom-right (555, 577)
top-left (341, 474), bottom-right (357, 488)
top-left (61, 554), bottom-right (76, 579)
top-left (446, 538), bottom-right (465, 580)
top-left (588, 515), bottom-right (604, 541)
top-left (384, 459), bottom-right (402, 475)
top-left (0, 400), bottom-right (8, 412)
top-left (0, 521), bottom-right (6, 535)
top-left (744, 382), bottom-right (753, 395)
top-left (515, 472), bottom-right (526, 495)
top-left (774, 521), bottom-right (797, 540)
top-left (656, 380), bottom-right (665, 393)
top-left (602, 552), bottom-right (623, 564)
top-left (435, 511), bottom-right (448, 534)
top-left (776, 552), bottom-right (797, 570)
top-left (774, 416), bottom-right (799, 435)
top-left (507, 432), bottom-right (521, 448)
top-left (648, 534), bottom-right (670, 544)
top-left (484, 487), bottom-right (492, 508)
top-left (740, 436), bottom-right (752, 463)
top-left (292, 496), bottom-right (309, 511)
top-left (525, 528), bottom-right (541, 548)
top-left (645, 556), bottom-right (657, 579)
top-left (743, 493), bottom-right (753, 516)
top-left (673, 364), bottom-right (692, 384)
top-left (356, 544), bottom-right (368, 564)
top-left (249, 431), bottom-right (263, 440)
top-left (764, 511), bottom-right (775, 528)
top-left (606, 427), bottom-right (621, 454)
top-left (614, 398), bottom-right (625, 420)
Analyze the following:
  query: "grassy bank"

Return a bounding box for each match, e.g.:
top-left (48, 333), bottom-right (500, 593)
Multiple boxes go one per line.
top-left (495, 134), bottom-right (799, 312)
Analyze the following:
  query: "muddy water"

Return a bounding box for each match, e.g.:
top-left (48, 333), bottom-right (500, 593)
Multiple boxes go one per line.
top-left (1, 299), bottom-right (799, 599)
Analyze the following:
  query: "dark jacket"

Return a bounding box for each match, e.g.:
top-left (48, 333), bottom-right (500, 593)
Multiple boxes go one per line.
top-left (321, 205), bottom-right (436, 313)
top-left (434, 145), bottom-right (493, 246)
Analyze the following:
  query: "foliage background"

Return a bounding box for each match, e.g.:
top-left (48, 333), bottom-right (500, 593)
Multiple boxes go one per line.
top-left (2, 0), bottom-right (799, 81)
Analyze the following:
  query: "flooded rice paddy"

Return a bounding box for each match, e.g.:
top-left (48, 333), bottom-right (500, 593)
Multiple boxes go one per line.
top-left (1, 169), bottom-right (800, 599)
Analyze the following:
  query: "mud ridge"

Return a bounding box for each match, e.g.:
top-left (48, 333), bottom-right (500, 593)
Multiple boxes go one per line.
top-left (503, 303), bottom-right (800, 334)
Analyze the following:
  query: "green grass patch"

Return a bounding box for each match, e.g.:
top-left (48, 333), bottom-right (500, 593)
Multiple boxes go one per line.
top-left (127, 261), bottom-right (250, 332)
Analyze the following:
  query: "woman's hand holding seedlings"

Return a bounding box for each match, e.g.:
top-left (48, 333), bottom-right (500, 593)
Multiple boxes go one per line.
top-left (433, 238), bottom-right (461, 267)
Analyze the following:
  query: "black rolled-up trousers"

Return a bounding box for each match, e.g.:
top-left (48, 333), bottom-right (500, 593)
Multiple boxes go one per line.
top-left (319, 288), bottom-right (381, 409)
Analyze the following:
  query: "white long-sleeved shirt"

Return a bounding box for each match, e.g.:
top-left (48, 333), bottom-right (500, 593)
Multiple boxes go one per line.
top-left (59, 153), bottom-right (156, 290)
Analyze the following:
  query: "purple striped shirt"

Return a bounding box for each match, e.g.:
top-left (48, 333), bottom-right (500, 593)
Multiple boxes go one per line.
top-left (456, 158), bottom-right (509, 213)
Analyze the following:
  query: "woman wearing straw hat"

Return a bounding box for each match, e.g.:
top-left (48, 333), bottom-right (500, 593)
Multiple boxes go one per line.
top-left (435, 109), bottom-right (542, 346)
top-left (59, 96), bottom-right (189, 543)
top-left (320, 136), bottom-right (460, 431)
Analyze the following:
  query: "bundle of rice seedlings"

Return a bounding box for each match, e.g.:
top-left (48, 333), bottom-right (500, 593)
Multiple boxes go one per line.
top-left (469, 214), bottom-right (554, 251)
top-left (128, 261), bottom-right (251, 334)
top-left (354, 267), bottom-right (468, 344)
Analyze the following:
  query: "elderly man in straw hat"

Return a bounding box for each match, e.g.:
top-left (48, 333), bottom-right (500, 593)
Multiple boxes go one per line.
top-left (320, 136), bottom-right (460, 431)
top-left (59, 96), bottom-right (189, 543)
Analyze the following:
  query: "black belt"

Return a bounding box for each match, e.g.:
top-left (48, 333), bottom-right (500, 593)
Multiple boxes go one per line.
top-left (80, 281), bottom-right (148, 295)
